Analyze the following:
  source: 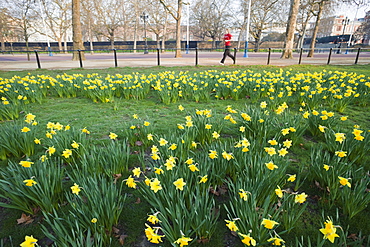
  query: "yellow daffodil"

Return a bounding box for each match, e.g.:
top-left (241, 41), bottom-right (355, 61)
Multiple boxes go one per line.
top-left (209, 150), bottom-right (218, 159)
top-left (267, 237), bottom-right (285, 246)
top-left (169, 143), bottom-right (177, 150)
top-left (288, 174), bottom-right (296, 182)
top-left (338, 176), bottom-right (351, 187)
top-left (264, 147), bottom-right (277, 156)
top-left (62, 149), bottom-right (72, 158)
top-left (91, 218), bottom-right (97, 223)
top-left (320, 219), bottom-right (339, 243)
top-left (154, 167), bottom-right (164, 175)
top-left (199, 175), bottom-right (208, 183)
top-left (265, 161), bottom-right (278, 170)
top-left (143, 121), bottom-right (150, 126)
top-left (212, 131), bottom-right (220, 139)
top-left (268, 139), bottom-right (278, 145)
top-left (335, 133), bottom-right (346, 144)
top-left (281, 128), bottom-right (290, 136)
top-left (283, 139), bottom-right (292, 148)
top-left (23, 179), bottom-right (37, 187)
top-left (70, 183), bottom-right (81, 195)
top-left (323, 164), bottom-right (330, 171)
top-left (132, 167), bottom-right (141, 177)
top-left (294, 192), bottom-right (308, 203)
top-left (174, 236), bottom-right (192, 247)
top-left (150, 178), bottom-right (162, 193)
top-left (278, 148), bottom-right (288, 157)
top-left (19, 160), bottom-right (34, 168)
top-left (71, 141), bottom-right (79, 149)
top-left (239, 232), bottom-right (257, 246)
top-left (260, 101), bottom-right (267, 108)
top-left (222, 151), bottom-right (234, 161)
top-left (109, 132), bottom-right (118, 140)
top-left (173, 178), bottom-right (186, 191)
top-left (158, 138), bottom-right (168, 146)
top-left (178, 105), bottom-right (184, 111)
top-left (335, 151), bottom-right (347, 157)
top-left (188, 164), bottom-right (199, 172)
top-left (147, 214), bottom-right (161, 224)
top-left (147, 133), bottom-right (154, 140)
top-left (275, 186), bottom-right (283, 198)
top-left (21, 127), bottom-right (31, 133)
top-left (225, 220), bottom-right (239, 232)
top-left (20, 235), bottom-right (38, 247)
top-left (261, 218), bottom-right (279, 229)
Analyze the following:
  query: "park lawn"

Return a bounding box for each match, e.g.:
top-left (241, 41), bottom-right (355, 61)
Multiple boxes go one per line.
top-left (0, 64), bottom-right (369, 247)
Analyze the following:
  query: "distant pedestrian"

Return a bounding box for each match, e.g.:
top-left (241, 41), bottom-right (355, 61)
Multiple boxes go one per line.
top-left (220, 28), bottom-right (235, 65)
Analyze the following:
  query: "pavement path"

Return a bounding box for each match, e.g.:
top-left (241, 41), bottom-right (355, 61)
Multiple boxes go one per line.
top-left (0, 50), bottom-right (369, 71)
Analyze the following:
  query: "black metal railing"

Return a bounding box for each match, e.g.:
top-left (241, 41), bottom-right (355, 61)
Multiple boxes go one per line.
top-left (1, 47), bottom-right (368, 70)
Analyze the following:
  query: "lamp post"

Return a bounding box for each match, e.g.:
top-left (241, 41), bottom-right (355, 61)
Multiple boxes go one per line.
top-left (243, 0), bottom-right (252, 57)
top-left (184, 2), bottom-right (190, 54)
top-left (337, 17), bottom-right (349, 54)
top-left (140, 12), bottom-right (149, 54)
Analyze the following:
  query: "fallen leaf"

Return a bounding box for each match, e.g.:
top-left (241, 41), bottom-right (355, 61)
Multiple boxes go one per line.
top-left (113, 174), bottom-right (122, 184)
top-left (17, 213), bottom-right (34, 225)
top-left (112, 226), bottom-right (120, 234)
top-left (135, 197), bottom-right (141, 204)
top-left (119, 234), bottom-right (128, 245)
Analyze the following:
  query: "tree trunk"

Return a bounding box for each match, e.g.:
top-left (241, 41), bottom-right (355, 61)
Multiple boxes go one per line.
top-left (72, 0), bottom-right (85, 61)
top-left (307, 1), bottom-right (324, 57)
top-left (281, 0), bottom-right (300, 59)
top-left (58, 39), bottom-right (63, 52)
top-left (161, 12), bottom-right (168, 53)
top-left (175, 5), bottom-right (182, 58)
top-left (110, 34), bottom-right (115, 50)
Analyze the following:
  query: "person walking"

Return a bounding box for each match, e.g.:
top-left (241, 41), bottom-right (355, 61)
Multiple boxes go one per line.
top-left (220, 28), bottom-right (235, 65)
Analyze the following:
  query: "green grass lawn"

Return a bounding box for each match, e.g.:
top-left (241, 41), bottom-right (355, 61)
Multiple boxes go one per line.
top-left (0, 64), bottom-right (369, 247)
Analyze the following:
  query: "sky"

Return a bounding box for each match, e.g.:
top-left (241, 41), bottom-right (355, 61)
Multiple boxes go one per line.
top-left (335, 3), bottom-right (369, 20)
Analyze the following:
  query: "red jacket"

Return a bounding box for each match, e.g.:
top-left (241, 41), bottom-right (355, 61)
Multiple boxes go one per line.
top-left (223, 33), bottom-right (232, 46)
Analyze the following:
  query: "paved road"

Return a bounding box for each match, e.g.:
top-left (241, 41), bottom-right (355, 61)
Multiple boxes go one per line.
top-left (0, 50), bottom-right (369, 71)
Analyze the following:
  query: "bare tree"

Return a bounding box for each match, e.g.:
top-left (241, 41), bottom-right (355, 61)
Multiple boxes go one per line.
top-left (6, 0), bottom-right (37, 60)
top-left (249, 0), bottom-right (282, 51)
top-left (34, 0), bottom-right (71, 52)
top-left (356, 10), bottom-right (370, 43)
top-left (0, 8), bottom-right (11, 52)
top-left (72, 0), bottom-right (85, 60)
top-left (281, 0), bottom-right (301, 58)
top-left (192, 0), bottom-right (232, 48)
top-left (296, 0), bottom-right (315, 49)
top-left (307, 0), bottom-right (332, 57)
top-left (147, 1), bottom-right (168, 49)
top-left (92, 0), bottom-right (126, 49)
top-left (159, 0), bottom-right (183, 58)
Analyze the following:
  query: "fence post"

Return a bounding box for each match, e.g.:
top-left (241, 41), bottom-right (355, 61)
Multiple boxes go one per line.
top-left (327, 48), bottom-right (332, 65)
top-left (195, 47), bottom-right (198, 66)
top-left (34, 50), bottom-right (41, 69)
top-left (233, 48), bottom-right (237, 64)
top-left (157, 48), bottom-right (160, 66)
top-left (113, 49), bottom-right (118, 67)
top-left (298, 48), bottom-right (303, 65)
top-left (78, 50), bottom-right (83, 68)
top-left (354, 48), bottom-right (361, 64)
top-left (267, 48), bottom-right (271, 65)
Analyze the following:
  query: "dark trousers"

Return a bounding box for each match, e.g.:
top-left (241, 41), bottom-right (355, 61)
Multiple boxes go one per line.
top-left (220, 46), bottom-right (235, 63)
